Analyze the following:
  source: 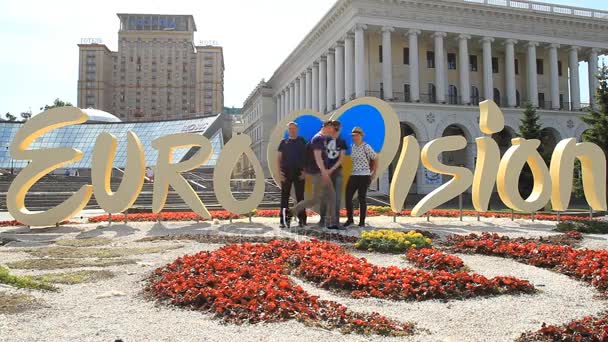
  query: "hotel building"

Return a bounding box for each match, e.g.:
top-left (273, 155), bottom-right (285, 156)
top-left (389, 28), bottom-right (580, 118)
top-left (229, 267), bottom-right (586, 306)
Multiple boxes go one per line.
top-left (77, 14), bottom-right (224, 121)
top-left (243, 0), bottom-right (607, 194)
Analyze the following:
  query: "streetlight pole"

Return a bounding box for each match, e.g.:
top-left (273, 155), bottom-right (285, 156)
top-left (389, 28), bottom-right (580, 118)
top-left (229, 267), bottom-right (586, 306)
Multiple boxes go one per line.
top-left (5, 146), bottom-right (13, 175)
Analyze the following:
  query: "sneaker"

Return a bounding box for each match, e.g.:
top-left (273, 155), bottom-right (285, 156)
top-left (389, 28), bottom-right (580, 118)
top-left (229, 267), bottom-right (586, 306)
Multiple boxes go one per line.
top-left (284, 209), bottom-right (294, 228)
top-left (342, 220), bottom-right (354, 228)
top-left (327, 225), bottom-right (340, 230)
top-left (358, 222), bottom-right (366, 227)
top-left (279, 224), bottom-right (286, 229)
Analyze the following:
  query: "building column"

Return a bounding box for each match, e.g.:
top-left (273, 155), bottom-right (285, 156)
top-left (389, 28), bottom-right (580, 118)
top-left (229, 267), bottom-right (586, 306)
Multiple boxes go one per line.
top-left (319, 56), bottom-right (327, 113)
top-left (294, 78), bottom-right (301, 110)
top-left (407, 30), bottom-right (420, 102)
top-left (306, 68), bottom-right (313, 109)
top-left (287, 85), bottom-right (293, 113)
top-left (569, 46), bottom-right (580, 110)
top-left (282, 91), bottom-right (287, 119)
top-left (433, 32), bottom-right (447, 103)
top-left (589, 48), bottom-right (600, 109)
top-left (335, 42), bottom-right (345, 107)
top-left (312, 63), bottom-right (319, 111)
top-left (276, 96), bottom-right (281, 121)
top-left (527, 41), bottom-right (539, 108)
top-left (344, 33), bottom-right (355, 101)
top-left (458, 34), bottom-right (471, 105)
top-left (504, 39), bottom-right (518, 108)
top-left (548, 43), bottom-right (560, 110)
top-left (381, 26), bottom-right (394, 100)
top-left (354, 24), bottom-right (367, 98)
top-left (299, 75), bottom-right (306, 110)
top-left (481, 37), bottom-right (494, 102)
top-left (327, 50), bottom-right (336, 111)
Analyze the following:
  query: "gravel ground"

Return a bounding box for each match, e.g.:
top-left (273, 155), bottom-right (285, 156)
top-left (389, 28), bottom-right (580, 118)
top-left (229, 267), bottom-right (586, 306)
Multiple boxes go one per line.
top-left (1, 215), bottom-right (607, 342)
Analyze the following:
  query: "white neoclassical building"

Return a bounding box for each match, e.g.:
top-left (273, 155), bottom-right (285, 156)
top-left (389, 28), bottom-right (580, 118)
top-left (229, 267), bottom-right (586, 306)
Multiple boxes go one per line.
top-left (242, 0), bottom-right (608, 195)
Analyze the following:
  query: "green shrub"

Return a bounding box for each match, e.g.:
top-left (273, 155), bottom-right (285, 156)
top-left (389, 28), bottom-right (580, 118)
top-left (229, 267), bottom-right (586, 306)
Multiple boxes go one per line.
top-left (555, 220), bottom-right (608, 234)
top-left (0, 265), bottom-right (57, 291)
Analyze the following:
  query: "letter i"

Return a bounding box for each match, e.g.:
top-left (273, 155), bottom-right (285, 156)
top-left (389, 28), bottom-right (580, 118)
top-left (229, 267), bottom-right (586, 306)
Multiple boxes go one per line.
top-left (472, 100), bottom-right (504, 212)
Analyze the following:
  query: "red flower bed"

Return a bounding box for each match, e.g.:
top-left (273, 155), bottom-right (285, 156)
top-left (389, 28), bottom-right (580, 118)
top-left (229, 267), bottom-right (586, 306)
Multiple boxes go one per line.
top-left (148, 240), bottom-right (534, 335)
top-left (518, 313), bottom-right (608, 341)
top-left (0, 220), bottom-right (73, 227)
top-left (88, 208), bottom-right (595, 224)
top-left (392, 209), bottom-right (593, 222)
top-left (88, 210), bottom-right (241, 223)
top-left (405, 248), bottom-right (465, 272)
top-left (447, 232), bottom-right (608, 293)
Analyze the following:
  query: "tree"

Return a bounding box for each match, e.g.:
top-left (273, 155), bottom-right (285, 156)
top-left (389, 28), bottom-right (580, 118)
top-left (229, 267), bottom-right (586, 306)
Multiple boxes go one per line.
top-left (40, 98), bottom-right (72, 111)
top-left (20, 111), bottom-right (32, 121)
top-left (518, 102), bottom-right (545, 199)
top-left (519, 102), bottom-right (542, 140)
top-left (580, 65), bottom-right (608, 203)
top-left (4, 113), bottom-right (17, 122)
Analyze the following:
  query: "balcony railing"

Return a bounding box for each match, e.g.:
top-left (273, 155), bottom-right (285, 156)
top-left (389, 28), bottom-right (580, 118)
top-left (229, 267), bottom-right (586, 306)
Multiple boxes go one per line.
top-left (455, 0), bottom-right (608, 20)
top-left (362, 91), bottom-right (588, 111)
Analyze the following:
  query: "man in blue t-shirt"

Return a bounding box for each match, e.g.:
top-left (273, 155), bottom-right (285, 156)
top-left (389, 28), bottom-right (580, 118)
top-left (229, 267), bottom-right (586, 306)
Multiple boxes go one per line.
top-left (277, 122), bottom-right (307, 228)
top-left (319, 120), bottom-right (347, 228)
top-left (292, 120), bottom-right (338, 229)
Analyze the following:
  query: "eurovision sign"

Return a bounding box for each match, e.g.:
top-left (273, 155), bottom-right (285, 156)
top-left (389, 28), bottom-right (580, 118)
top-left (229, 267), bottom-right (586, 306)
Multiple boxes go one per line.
top-left (5, 98), bottom-right (607, 227)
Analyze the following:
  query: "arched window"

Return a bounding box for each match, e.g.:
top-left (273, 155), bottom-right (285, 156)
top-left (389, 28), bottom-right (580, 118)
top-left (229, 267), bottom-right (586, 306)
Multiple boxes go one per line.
top-left (448, 85), bottom-right (458, 105)
top-left (493, 88), bottom-right (501, 106)
top-left (471, 86), bottom-right (480, 105)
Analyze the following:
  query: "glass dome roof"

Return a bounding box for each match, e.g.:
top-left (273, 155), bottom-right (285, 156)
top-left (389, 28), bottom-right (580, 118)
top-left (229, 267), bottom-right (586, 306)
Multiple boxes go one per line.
top-left (82, 108), bottom-right (122, 123)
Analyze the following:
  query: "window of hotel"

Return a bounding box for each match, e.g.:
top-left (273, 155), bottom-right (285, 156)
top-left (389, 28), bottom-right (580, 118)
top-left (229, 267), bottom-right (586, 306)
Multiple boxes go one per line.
top-left (515, 59), bottom-right (519, 75)
top-left (558, 61), bottom-right (563, 76)
top-left (537, 59), bottom-right (544, 75)
top-left (448, 53), bottom-right (457, 70)
top-left (492, 57), bottom-right (499, 73)
top-left (404, 84), bottom-right (411, 102)
top-left (516, 91), bottom-right (521, 107)
top-left (403, 48), bottom-right (409, 65)
top-left (378, 45), bottom-right (383, 63)
top-left (427, 51), bottom-right (435, 68)
top-left (560, 94), bottom-right (564, 109)
top-left (470, 55), bottom-right (478, 72)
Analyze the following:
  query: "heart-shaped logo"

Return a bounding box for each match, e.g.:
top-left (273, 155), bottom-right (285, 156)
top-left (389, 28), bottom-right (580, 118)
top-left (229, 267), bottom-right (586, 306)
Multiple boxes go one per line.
top-left (267, 97), bottom-right (401, 205)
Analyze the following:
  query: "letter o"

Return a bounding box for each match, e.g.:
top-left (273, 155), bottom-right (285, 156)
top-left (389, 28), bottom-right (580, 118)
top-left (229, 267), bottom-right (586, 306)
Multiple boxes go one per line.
top-left (214, 134), bottom-right (265, 214)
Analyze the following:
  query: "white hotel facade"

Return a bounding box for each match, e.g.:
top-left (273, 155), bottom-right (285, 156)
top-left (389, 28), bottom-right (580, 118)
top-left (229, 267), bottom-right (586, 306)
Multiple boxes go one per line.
top-left (242, 0), bottom-right (607, 195)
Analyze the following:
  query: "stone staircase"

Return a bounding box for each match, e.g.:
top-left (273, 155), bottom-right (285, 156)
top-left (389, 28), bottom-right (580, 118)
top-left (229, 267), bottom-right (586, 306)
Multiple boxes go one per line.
top-left (0, 173), bottom-right (283, 212)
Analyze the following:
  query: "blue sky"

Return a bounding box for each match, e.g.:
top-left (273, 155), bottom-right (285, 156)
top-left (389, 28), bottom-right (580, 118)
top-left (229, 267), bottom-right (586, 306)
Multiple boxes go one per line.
top-left (0, 0), bottom-right (605, 116)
